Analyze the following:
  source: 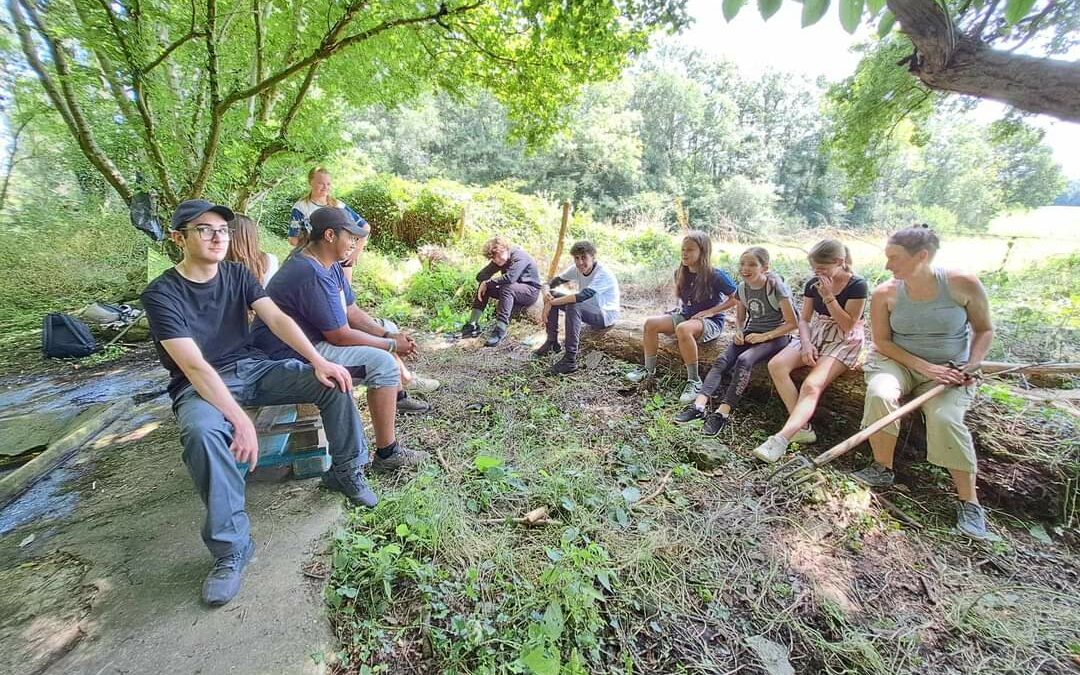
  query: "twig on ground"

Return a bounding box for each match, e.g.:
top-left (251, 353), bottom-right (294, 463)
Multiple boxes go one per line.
top-left (873, 493), bottom-right (924, 530)
top-left (433, 447), bottom-right (452, 473)
top-left (635, 468), bottom-right (675, 508)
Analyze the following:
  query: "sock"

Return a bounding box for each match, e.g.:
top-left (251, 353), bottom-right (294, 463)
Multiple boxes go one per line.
top-left (644, 354), bottom-right (657, 373)
top-left (376, 440), bottom-right (398, 459)
top-left (495, 320), bottom-right (509, 333)
top-left (468, 309), bottom-right (483, 324)
top-left (686, 363), bottom-right (700, 382)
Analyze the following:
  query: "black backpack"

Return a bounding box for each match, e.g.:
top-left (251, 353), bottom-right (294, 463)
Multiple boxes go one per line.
top-left (42, 313), bottom-right (99, 358)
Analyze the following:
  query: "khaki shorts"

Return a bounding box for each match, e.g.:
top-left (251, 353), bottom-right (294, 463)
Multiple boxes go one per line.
top-left (861, 355), bottom-right (977, 473)
top-left (670, 313), bottom-right (724, 343)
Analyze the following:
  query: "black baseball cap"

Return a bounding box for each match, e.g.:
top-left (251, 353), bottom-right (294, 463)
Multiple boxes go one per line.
top-left (309, 206), bottom-right (370, 239)
top-left (171, 199), bottom-right (235, 231)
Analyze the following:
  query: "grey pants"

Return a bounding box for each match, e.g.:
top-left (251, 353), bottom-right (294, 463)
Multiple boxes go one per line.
top-left (546, 301), bottom-right (611, 353)
top-left (473, 282), bottom-right (540, 324)
top-left (700, 336), bottom-right (790, 408)
top-left (172, 358), bottom-right (367, 558)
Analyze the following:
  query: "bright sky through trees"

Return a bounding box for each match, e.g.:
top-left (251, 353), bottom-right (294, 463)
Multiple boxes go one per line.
top-left (679, 0), bottom-right (1080, 178)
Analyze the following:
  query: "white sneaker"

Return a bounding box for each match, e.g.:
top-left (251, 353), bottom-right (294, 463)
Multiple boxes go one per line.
top-left (626, 366), bottom-right (653, 383)
top-left (679, 380), bottom-right (702, 404)
top-left (406, 374), bottom-right (441, 393)
top-left (752, 435), bottom-right (790, 463)
top-left (789, 425), bottom-right (817, 444)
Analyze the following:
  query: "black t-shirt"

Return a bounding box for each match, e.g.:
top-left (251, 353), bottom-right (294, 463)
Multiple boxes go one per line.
top-left (802, 274), bottom-right (869, 316)
top-left (141, 262), bottom-right (267, 398)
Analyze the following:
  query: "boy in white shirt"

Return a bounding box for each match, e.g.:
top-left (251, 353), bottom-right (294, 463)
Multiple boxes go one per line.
top-left (534, 241), bottom-right (621, 374)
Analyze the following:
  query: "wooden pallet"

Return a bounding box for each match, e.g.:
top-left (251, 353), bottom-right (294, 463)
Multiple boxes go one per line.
top-left (236, 404), bottom-right (329, 478)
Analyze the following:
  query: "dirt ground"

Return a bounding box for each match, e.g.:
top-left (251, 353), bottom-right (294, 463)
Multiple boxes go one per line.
top-left (0, 354), bottom-right (343, 675)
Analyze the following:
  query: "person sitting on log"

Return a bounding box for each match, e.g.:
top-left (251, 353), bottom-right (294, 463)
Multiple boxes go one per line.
top-left (853, 225), bottom-right (994, 540)
top-left (462, 236), bottom-right (542, 347)
top-left (625, 230), bottom-right (738, 404)
top-left (532, 240), bottom-right (621, 374)
top-left (253, 207), bottom-right (438, 456)
top-left (753, 239), bottom-right (869, 462)
top-left (675, 247), bottom-right (797, 435)
top-left (141, 200), bottom-right (380, 607)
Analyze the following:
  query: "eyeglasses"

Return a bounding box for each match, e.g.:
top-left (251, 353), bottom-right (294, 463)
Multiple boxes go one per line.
top-left (185, 225), bottom-right (233, 241)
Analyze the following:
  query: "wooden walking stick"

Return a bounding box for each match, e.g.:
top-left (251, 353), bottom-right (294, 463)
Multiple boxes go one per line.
top-left (769, 383), bottom-right (951, 486)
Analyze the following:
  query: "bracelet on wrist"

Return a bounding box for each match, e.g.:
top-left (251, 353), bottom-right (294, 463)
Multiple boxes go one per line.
top-left (385, 338), bottom-right (396, 353)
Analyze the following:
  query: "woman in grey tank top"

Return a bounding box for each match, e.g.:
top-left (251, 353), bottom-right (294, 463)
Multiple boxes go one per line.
top-left (854, 226), bottom-right (995, 540)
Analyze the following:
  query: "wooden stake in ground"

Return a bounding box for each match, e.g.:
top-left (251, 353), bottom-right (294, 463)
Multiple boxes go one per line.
top-left (547, 201), bottom-right (572, 280)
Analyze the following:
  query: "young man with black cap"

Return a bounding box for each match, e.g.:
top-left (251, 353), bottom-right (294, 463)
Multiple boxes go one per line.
top-left (141, 199), bottom-right (379, 608)
top-left (253, 207), bottom-right (430, 470)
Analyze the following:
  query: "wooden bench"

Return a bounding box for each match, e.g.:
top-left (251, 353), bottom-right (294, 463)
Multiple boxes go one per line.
top-left (236, 404), bottom-right (330, 478)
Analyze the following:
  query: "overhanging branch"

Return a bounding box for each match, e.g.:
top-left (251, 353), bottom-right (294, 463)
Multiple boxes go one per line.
top-left (888, 0), bottom-right (1080, 122)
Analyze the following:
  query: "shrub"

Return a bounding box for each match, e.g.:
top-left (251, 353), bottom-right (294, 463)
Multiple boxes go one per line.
top-left (399, 188), bottom-right (461, 248)
top-left (405, 262), bottom-right (474, 312)
top-left (351, 249), bottom-right (399, 308)
top-left (711, 176), bottom-right (776, 235)
top-left (346, 178), bottom-right (406, 253)
top-left (623, 229), bottom-right (679, 269)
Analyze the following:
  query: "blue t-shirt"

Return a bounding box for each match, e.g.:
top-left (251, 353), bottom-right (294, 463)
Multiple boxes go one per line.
top-left (251, 252), bottom-right (355, 360)
top-left (676, 267), bottom-right (737, 327)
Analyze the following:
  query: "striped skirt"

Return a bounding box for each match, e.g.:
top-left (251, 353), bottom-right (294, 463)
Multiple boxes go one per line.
top-left (789, 314), bottom-right (865, 369)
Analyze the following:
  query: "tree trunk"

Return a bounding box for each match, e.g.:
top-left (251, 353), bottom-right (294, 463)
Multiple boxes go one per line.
top-left (581, 320), bottom-right (1075, 521)
top-left (888, 0), bottom-right (1080, 123)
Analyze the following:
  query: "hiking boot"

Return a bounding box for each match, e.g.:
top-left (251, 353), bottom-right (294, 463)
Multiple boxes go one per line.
top-left (550, 353), bottom-right (578, 375)
top-left (370, 444), bottom-right (430, 474)
top-left (202, 536), bottom-right (256, 607)
top-left (484, 325), bottom-right (507, 347)
top-left (674, 404), bottom-right (705, 424)
top-left (679, 380), bottom-right (703, 404)
top-left (789, 425), bottom-right (817, 444)
top-left (752, 434), bottom-right (790, 463)
top-left (852, 462), bottom-right (895, 488)
top-left (406, 374), bottom-right (441, 394)
top-left (532, 340), bottom-right (562, 359)
top-left (321, 460), bottom-right (378, 507)
top-left (396, 393), bottom-right (432, 414)
top-left (702, 412), bottom-right (729, 436)
top-left (625, 366), bottom-right (654, 383)
top-left (955, 501), bottom-right (992, 540)
top-left (461, 322), bottom-right (481, 338)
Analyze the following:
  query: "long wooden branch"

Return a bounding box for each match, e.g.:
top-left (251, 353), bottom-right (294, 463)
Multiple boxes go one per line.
top-left (888, 0), bottom-right (1080, 122)
top-left (190, 0), bottom-right (223, 197)
top-left (10, 0), bottom-right (132, 202)
top-left (143, 29), bottom-right (203, 75)
top-left (221, 1), bottom-right (482, 108)
top-left (0, 114), bottom-right (33, 212)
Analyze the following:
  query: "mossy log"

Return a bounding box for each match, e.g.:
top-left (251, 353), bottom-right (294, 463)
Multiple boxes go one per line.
top-left (581, 320), bottom-right (1075, 521)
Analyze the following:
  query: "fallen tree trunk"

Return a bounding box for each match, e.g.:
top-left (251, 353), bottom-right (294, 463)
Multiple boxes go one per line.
top-left (582, 320), bottom-right (1077, 521)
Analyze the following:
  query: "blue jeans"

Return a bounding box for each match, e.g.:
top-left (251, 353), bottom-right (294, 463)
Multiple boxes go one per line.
top-left (172, 358), bottom-right (368, 558)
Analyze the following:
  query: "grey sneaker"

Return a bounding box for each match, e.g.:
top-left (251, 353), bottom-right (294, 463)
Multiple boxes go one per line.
top-left (674, 404), bottom-right (706, 424)
top-left (397, 393), bottom-right (432, 414)
top-left (852, 462), bottom-right (896, 488)
top-left (321, 460), bottom-right (378, 507)
top-left (202, 536), bottom-right (255, 607)
top-left (752, 434), bottom-right (789, 463)
top-left (370, 444), bottom-right (430, 474)
top-left (679, 380), bottom-right (703, 404)
top-left (955, 501), bottom-right (992, 540)
top-left (789, 425), bottom-right (817, 444)
top-left (626, 366), bottom-right (654, 383)
top-left (702, 412), bottom-right (729, 436)
top-left (406, 374), bottom-right (441, 393)
top-left (532, 340), bottom-right (562, 359)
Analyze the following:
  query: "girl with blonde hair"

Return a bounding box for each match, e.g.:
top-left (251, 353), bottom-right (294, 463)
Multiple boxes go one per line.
top-left (288, 166), bottom-right (367, 281)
